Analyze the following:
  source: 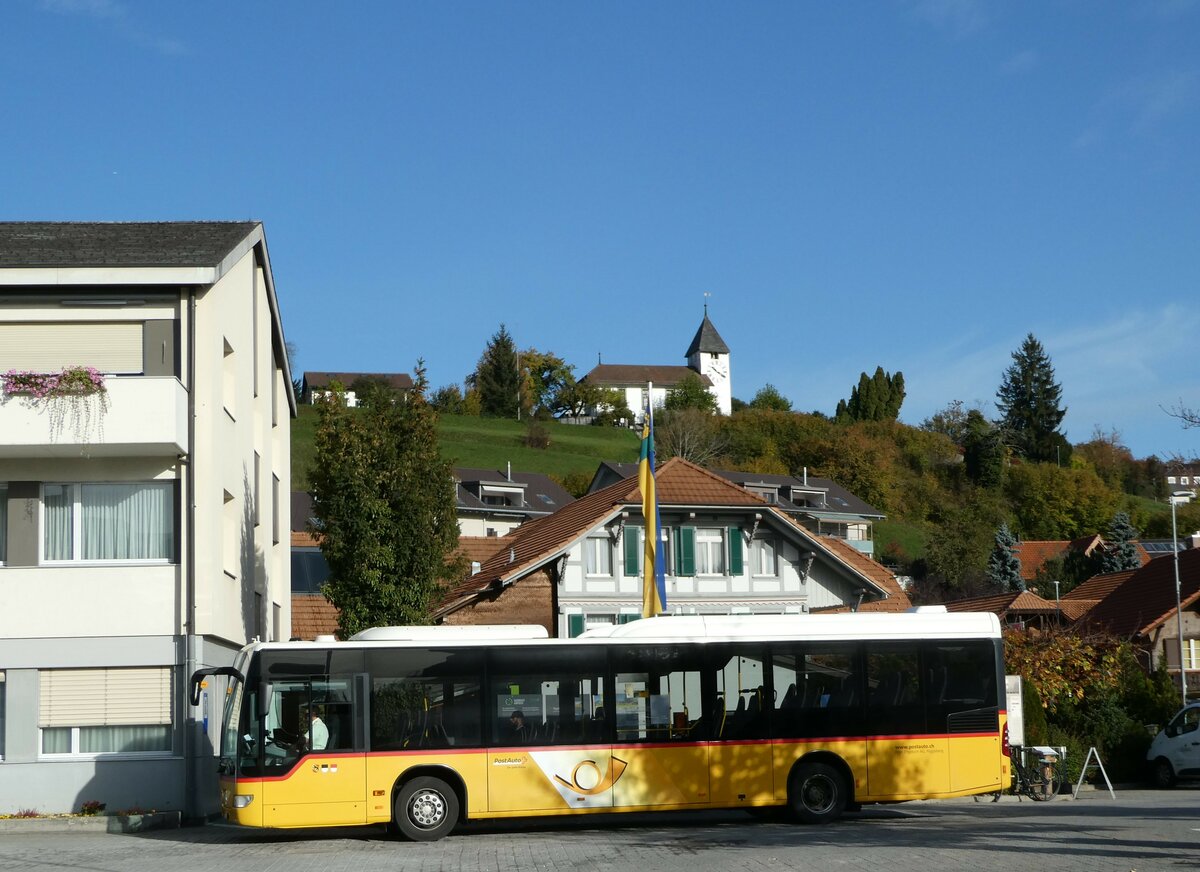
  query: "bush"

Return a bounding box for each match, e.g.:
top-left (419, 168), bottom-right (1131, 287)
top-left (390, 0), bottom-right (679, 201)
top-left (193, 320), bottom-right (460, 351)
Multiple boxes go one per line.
top-left (79, 799), bottom-right (106, 816)
top-left (523, 421), bottom-right (551, 449)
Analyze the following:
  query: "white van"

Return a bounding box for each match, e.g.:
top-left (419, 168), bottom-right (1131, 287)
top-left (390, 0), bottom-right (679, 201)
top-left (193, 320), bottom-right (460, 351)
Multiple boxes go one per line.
top-left (1147, 703), bottom-right (1200, 787)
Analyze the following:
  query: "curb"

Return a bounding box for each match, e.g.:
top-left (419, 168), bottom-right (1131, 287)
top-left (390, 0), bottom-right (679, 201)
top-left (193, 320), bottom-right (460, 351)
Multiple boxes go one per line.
top-left (0, 811), bottom-right (182, 835)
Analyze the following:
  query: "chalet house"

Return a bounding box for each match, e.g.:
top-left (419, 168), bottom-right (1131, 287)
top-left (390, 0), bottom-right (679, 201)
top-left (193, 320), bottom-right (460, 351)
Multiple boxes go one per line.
top-left (1079, 549), bottom-right (1200, 698)
top-left (579, 311), bottom-right (732, 420)
top-left (591, 463), bottom-right (884, 557)
top-left (435, 458), bottom-right (910, 636)
top-left (300, 370), bottom-right (413, 407)
top-left (0, 222), bottom-right (293, 817)
top-left (454, 467), bottom-right (575, 537)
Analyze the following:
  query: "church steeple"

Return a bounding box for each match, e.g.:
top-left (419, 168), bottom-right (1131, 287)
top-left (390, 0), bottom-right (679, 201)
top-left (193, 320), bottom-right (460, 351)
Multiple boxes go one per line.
top-left (685, 307), bottom-right (732, 415)
top-left (685, 312), bottom-right (730, 358)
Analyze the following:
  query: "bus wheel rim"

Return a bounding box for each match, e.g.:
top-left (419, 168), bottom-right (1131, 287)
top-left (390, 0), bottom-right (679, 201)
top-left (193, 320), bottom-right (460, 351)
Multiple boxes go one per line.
top-left (802, 774), bottom-right (835, 813)
top-left (409, 789), bottom-right (447, 828)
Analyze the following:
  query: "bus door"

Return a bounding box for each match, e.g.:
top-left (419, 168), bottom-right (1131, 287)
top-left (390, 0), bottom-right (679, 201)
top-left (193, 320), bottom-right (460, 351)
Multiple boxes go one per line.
top-left (261, 675), bottom-right (368, 826)
top-left (486, 646), bottom-right (615, 813)
top-left (708, 646), bottom-right (774, 806)
top-left (611, 646), bottom-right (710, 809)
top-left (926, 642), bottom-right (1002, 792)
top-left (865, 644), bottom-right (948, 797)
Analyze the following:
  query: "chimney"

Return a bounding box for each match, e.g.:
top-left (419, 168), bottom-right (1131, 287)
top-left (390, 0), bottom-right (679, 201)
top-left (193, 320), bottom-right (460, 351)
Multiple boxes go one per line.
top-left (471, 561), bottom-right (481, 575)
top-left (506, 461), bottom-right (511, 481)
top-left (1188, 532), bottom-right (1200, 550)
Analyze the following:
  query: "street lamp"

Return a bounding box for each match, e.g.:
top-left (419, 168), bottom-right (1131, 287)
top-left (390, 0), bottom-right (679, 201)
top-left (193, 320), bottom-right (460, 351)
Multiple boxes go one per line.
top-left (1170, 489), bottom-right (1196, 705)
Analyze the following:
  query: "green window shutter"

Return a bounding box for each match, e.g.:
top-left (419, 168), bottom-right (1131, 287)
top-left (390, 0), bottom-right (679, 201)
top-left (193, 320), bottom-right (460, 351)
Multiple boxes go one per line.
top-left (568, 614), bottom-right (585, 638)
top-left (677, 526), bottom-right (696, 577)
top-left (618, 614), bottom-right (639, 624)
top-left (624, 527), bottom-right (641, 576)
top-left (728, 527), bottom-right (743, 575)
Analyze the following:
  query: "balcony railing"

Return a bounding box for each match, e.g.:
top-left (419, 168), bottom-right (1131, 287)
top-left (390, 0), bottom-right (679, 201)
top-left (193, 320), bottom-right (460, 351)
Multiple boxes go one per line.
top-left (0, 376), bottom-right (187, 458)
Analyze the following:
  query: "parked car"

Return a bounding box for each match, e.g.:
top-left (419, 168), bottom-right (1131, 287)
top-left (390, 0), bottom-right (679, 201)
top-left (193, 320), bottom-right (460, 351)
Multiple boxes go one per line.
top-left (1147, 703), bottom-right (1200, 787)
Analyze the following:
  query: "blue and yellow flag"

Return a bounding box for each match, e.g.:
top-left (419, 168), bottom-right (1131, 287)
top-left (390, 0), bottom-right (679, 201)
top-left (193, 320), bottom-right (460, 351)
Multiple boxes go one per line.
top-left (639, 392), bottom-right (667, 618)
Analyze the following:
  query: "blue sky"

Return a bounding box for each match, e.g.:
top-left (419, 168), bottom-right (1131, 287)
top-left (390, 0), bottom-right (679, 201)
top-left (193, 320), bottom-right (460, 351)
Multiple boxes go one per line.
top-left (3, 0), bottom-right (1198, 460)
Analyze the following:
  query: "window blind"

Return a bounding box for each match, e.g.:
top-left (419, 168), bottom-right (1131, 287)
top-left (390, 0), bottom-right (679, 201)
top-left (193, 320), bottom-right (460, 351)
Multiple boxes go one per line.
top-left (0, 322), bottom-right (143, 374)
top-left (39, 667), bottom-right (172, 727)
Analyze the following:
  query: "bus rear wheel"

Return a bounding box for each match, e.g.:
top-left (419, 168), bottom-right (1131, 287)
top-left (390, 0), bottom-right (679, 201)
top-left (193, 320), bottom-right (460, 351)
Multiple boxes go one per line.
top-left (395, 776), bottom-right (459, 841)
top-left (789, 761), bottom-right (848, 825)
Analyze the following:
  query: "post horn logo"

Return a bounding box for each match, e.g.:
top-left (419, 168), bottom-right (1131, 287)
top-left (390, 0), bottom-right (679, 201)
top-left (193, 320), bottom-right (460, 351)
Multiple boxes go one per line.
top-left (553, 756), bottom-right (628, 795)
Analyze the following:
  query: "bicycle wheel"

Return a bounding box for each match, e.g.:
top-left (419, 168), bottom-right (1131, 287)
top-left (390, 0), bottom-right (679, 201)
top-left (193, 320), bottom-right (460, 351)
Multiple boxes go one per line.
top-left (1027, 765), bottom-right (1058, 801)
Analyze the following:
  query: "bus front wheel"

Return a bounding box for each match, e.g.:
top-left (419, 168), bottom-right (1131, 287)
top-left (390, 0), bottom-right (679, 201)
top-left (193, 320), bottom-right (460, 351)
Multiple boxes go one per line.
top-left (788, 761), bottom-right (848, 825)
top-left (395, 776), bottom-right (460, 841)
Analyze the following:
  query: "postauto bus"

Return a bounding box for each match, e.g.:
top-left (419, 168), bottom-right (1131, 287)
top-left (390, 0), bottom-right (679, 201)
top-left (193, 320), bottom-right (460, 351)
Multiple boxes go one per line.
top-left (190, 610), bottom-right (1008, 840)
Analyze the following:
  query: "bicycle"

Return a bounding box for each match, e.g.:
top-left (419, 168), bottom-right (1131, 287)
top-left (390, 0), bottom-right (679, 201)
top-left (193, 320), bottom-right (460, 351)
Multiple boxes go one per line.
top-left (974, 745), bottom-right (1061, 802)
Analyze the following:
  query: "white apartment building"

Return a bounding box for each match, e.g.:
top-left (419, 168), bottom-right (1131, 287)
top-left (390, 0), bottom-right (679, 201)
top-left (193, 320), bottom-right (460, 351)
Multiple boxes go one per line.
top-left (0, 222), bottom-right (293, 817)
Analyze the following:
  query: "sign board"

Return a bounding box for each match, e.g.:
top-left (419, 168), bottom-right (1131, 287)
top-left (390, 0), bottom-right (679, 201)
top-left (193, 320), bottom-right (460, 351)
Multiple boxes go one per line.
top-left (1005, 675), bottom-right (1025, 747)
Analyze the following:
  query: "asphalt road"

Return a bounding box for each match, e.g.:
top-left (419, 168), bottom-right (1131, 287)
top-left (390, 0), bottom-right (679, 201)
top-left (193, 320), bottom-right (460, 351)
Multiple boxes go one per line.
top-left (1, 789), bottom-right (1197, 872)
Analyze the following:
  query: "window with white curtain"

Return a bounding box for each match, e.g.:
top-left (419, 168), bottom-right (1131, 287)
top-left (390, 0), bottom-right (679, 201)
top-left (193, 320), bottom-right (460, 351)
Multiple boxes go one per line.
top-left (751, 536), bottom-right (778, 576)
top-left (695, 527), bottom-right (726, 576)
top-left (584, 535), bottom-right (613, 576)
top-left (39, 667), bottom-right (172, 756)
top-left (43, 482), bottom-right (174, 563)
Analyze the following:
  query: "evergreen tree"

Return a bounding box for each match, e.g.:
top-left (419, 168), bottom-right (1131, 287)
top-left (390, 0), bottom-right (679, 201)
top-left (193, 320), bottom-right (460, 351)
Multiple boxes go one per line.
top-left (310, 361), bottom-right (463, 636)
top-left (995, 333), bottom-right (1069, 463)
top-left (1102, 511), bottom-right (1141, 572)
top-left (963, 409), bottom-right (1005, 488)
top-left (474, 324), bottom-right (521, 418)
top-left (836, 366), bottom-right (905, 422)
top-left (987, 522), bottom-right (1025, 592)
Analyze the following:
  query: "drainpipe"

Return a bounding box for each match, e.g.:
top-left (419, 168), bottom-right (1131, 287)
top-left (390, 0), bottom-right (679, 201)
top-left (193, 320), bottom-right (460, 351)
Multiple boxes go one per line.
top-left (183, 289), bottom-right (198, 820)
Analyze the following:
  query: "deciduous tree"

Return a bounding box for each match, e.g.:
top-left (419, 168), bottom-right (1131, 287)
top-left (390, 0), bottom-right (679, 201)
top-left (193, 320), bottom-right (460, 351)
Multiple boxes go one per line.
top-left (749, 384), bottom-right (792, 412)
top-left (664, 372), bottom-right (718, 413)
top-left (310, 361), bottom-right (463, 636)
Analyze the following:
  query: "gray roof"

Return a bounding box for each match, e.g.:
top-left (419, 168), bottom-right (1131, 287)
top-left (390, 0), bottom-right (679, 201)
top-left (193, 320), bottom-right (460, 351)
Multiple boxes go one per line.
top-left (715, 469), bottom-right (885, 519)
top-left (0, 221), bottom-right (261, 268)
top-left (454, 467), bottom-right (575, 517)
top-left (685, 314), bottom-right (730, 357)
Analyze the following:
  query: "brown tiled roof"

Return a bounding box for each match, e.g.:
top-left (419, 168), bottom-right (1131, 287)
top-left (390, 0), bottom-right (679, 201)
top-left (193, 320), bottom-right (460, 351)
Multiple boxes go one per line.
top-left (303, 371), bottom-right (414, 391)
top-left (1013, 541), bottom-right (1072, 581)
top-left (458, 536), bottom-right (508, 565)
top-left (812, 537), bottom-right (911, 612)
top-left (582, 364), bottom-right (712, 388)
top-left (1063, 569), bottom-right (1136, 601)
top-left (291, 593), bottom-right (339, 641)
top-left (1082, 548), bottom-right (1200, 638)
top-left (1059, 599), bottom-right (1099, 622)
top-left (292, 531), bottom-right (320, 547)
top-left (944, 590), bottom-right (1058, 616)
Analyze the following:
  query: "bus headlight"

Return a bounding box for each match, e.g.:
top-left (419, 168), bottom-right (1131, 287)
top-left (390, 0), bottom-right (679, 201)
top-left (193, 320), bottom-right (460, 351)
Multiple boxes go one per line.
top-left (232, 794), bottom-right (254, 809)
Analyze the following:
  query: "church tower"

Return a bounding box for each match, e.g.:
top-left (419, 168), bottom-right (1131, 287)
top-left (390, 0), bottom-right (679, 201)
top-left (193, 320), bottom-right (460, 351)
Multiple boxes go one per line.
top-left (685, 308), bottom-right (732, 415)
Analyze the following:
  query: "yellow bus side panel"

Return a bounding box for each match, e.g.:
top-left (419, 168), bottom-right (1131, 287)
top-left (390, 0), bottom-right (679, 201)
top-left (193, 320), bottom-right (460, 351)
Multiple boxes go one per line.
top-left (949, 734), bottom-right (1005, 793)
top-left (219, 777), bottom-right (263, 828)
top-left (489, 749), bottom-right (619, 812)
top-left (613, 746), bottom-right (709, 807)
top-left (771, 740), bottom-right (867, 801)
top-left (365, 752), bottom-right (489, 822)
top-left (866, 737), bottom-right (949, 797)
top-left (260, 756), bottom-right (369, 827)
top-left (709, 743), bottom-right (773, 805)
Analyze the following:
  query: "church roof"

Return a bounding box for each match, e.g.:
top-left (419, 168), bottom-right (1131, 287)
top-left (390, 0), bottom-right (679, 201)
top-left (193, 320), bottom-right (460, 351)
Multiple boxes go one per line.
top-left (685, 313), bottom-right (730, 357)
top-left (582, 364), bottom-right (711, 387)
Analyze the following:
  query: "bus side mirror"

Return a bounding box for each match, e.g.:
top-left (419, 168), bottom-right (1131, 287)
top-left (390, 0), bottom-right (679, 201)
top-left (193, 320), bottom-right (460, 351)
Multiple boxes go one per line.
top-left (190, 666), bottom-right (244, 706)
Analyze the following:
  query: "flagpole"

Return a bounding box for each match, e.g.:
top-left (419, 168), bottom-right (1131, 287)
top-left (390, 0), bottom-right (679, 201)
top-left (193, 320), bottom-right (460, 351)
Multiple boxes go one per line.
top-left (640, 382), bottom-right (667, 619)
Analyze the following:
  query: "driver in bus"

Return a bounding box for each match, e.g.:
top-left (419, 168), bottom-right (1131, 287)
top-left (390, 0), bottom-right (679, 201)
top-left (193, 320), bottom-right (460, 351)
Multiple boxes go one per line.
top-left (303, 705), bottom-right (329, 751)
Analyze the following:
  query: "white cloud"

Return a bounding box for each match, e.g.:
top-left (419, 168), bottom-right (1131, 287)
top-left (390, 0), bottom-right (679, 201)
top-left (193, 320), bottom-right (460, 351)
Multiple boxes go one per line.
top-left (37, 0), bottom-right (187, 56)
top-left (999, 49), bottom-right (1037, 76)
top-left (906, 0), bottom-right (991, 38)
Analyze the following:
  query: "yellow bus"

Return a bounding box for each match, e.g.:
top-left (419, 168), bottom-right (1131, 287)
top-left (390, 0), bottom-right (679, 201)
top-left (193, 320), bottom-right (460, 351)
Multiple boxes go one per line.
top-left (190, 610), bottom-right (1009, 840)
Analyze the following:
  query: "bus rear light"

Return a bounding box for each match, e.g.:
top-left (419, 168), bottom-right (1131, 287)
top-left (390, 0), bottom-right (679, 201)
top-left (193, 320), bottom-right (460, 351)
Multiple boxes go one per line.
top-left (1002, 722), bottom-right (1010, 757)
top-left (233, 794), bottom-right (254, 809)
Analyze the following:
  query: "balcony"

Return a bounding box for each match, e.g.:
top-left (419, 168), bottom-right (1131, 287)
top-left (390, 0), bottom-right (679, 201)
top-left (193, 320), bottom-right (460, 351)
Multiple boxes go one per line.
top-left (0, 376), bottom-right (187, 458)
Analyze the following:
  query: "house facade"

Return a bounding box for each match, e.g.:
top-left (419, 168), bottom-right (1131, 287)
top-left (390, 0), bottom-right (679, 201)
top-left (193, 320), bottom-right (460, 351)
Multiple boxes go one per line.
top-left (300, 371), bottom-right (413, 407)
top-left (0, 222), bottom-right (293, 816)
top-left (435, 458), bottom-right (909, 635)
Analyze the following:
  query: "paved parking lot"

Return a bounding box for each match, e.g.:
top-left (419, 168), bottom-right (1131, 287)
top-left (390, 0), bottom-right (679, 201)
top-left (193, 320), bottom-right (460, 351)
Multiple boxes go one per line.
top-left (1, 790), bottom-right (1197, 872)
